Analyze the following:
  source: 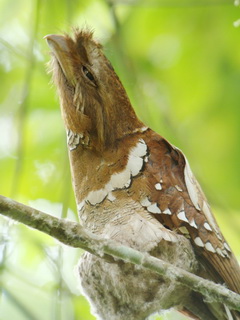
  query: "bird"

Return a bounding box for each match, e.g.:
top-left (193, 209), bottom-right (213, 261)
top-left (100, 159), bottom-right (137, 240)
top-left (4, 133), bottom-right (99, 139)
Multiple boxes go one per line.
top-left (45, 29), bottom-right (240, 320)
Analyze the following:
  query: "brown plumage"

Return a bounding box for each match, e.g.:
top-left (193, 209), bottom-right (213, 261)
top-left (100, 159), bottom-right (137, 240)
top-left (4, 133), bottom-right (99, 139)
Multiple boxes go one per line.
top-left (45, 29), bottom-right (240, 320)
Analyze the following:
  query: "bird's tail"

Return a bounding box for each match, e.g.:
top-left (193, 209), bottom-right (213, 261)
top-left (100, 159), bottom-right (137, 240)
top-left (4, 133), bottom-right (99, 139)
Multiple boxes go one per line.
top-left (181, 292), bottom-right (240, 320)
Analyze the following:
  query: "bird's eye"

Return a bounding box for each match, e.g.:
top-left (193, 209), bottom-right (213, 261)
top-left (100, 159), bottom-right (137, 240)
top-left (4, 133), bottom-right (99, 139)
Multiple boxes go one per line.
top-left (82, 65), bottom-right (95, 82)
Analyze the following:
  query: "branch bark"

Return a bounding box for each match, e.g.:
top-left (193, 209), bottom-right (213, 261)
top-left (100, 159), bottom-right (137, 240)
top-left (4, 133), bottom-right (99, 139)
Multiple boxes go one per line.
top-left (0, 194), bottom-right (239, 311)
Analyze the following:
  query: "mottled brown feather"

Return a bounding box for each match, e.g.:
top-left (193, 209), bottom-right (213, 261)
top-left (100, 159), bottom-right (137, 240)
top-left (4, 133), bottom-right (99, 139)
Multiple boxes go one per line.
top-left (140, 130), bottom-right (240, 294)
top-left (46, 29), bottom-right (240, 320)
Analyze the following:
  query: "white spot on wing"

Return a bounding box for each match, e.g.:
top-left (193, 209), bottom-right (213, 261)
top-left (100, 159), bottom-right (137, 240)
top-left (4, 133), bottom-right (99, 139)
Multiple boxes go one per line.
top-left (202, 201), bottom-right (222, 240)
top-left (224, 242), bottom-right (231, 252)
top-left (216, 248), bottom-right (226, 257)
top-left (222, 249), bottom-right (229, 257)
top-left (140, 197), bottom-right (152, 207)
top-left (178, 148), bottom-right (223, 242)
top-left (162, 208), bottom-right (172, 215)
top-left (189, 219), bottom-right (198, 229)
top-left (205, 241), bottom-right (216, 253)
top-left (155, 183), bottom-right (162, 190)
top-left (177, 210), bottom-right (189, 223)
top-left (194, 237), bottom-right (204, 247)
top-left (147, 203), bottom-right (161, 214)
top-left (204, 222), bottom-right (212, 231)
top-left (175, 185), bottom-right (183, 192)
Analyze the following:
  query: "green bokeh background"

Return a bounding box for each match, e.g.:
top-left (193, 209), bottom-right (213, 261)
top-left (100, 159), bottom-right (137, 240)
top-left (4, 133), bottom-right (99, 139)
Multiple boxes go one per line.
top-left (0, 1), bottom-right (240, 319)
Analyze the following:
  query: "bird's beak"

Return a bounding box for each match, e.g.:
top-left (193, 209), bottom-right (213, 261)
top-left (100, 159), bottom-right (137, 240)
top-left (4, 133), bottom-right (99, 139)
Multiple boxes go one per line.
top-left (44, 34), bottom-right (76, 86)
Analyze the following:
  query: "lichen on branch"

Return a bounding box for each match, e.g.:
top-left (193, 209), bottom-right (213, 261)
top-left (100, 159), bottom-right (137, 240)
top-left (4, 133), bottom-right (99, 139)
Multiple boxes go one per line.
top-left (0, 194), bottom-right (239, 312)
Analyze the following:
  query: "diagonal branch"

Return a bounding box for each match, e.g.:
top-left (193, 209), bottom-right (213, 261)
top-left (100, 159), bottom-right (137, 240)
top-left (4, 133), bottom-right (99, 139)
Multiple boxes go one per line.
top-left (0, 194), bottom-right (239, 311)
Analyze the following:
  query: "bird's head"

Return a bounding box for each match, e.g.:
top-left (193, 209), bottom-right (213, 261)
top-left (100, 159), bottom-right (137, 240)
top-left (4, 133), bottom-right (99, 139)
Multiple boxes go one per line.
top-left (45, 29), bottom-right (143, 150)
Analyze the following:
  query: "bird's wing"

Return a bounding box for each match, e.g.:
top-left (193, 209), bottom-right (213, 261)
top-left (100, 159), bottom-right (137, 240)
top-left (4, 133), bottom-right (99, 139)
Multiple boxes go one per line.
top-left (141, 130), bottom-right (240, 294)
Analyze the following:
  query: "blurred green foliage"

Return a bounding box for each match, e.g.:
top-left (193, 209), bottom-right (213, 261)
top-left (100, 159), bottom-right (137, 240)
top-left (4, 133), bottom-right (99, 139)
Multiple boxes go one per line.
top-left (0, 0), bottom-right (240, 319)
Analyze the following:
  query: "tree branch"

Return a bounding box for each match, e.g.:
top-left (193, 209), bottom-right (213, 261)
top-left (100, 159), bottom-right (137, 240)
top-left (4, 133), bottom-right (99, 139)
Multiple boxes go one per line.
top-left (0, 194), bottom-right (239, 311)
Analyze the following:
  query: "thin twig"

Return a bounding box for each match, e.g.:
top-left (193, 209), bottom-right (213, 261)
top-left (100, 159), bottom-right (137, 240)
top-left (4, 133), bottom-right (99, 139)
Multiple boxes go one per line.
top-left (0, 194), bottom-right (239, 311)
